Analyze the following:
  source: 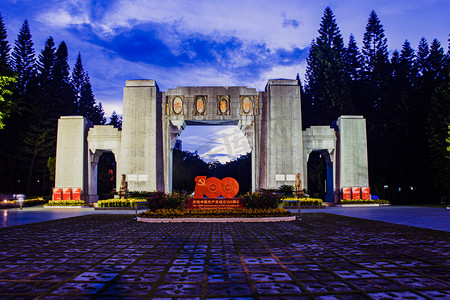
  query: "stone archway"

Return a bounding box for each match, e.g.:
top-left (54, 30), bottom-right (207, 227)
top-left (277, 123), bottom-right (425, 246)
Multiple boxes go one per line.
top-left (55, 81), bottom-right (369, 203)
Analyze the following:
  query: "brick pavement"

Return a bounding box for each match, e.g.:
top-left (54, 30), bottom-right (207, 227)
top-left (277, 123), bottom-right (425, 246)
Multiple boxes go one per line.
top-left (0, 213), bottom-right (448, 299)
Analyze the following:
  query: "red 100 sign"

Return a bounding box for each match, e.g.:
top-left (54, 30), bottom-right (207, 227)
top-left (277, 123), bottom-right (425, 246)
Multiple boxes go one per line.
top-left (194, 176), bottom-right (239, 198)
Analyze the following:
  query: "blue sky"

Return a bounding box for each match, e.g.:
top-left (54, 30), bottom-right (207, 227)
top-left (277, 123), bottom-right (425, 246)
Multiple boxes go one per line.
top-left (1, 0), bottom-right (449, 161)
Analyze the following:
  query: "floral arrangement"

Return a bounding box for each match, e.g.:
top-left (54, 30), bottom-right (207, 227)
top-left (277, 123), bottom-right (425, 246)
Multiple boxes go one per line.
top-left (139, 207), bottom-right (293, 218)
top-left (339, 199), bottom-right (390, 205)
top-left (280, 197), bottom-right (323, 206)
top-left (97, 198), bottom-right (147, 207)
top-left (45, 200), bottom-right (86, 206)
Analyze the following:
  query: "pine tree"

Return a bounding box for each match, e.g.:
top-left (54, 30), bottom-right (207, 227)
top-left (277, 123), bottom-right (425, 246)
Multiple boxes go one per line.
top-left (428, 39), bottom-right (446, 82)
top-left (305, 7), bottom-right (348, 124)
top-left (362, 10), bottom-right (390, 112)
top-left (11, 19), bottom-right (35, 95)
top-left (54, 41), bottom-right (76, 115)
top-left (36, 36), bottom-right (56, 118)
top-left (94, 102), bottom-right (106, 125)
top-left (78, 73), bottom-right (105, 124)
top-left (0, 14), bottom-right (12, 75)
top-left (416, 37), bottom-right (429, 77)
top-left (71, 52), bottom-right (85, 109)
top-left (108, 110), bottom-right (122, 130)
top-left (343, 34), bottom-right (361, 114)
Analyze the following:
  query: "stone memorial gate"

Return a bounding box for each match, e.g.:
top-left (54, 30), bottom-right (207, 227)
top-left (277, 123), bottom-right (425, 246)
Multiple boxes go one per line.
top-left (55, 79), bottom-right (369, 203)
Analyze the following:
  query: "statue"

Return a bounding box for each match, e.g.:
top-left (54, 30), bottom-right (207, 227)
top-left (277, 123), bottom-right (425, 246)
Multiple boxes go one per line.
top-left (293, 172), bottom-right (304, 199)
top-left (295, 173), bottom-right (302, 192)
top-left (118, 174), bottom-right (129, 199)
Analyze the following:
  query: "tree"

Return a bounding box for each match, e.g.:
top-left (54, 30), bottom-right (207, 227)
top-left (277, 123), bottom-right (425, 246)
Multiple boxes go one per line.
top-left (361, 10), bottom-right (390, 112)
top-left (78, 73), bottom-right (105, 124)
top-left (11, 19), bottom-right (35, 95)
top-left (427, 70), bottom-right (450, 200)
top-left (0, 75), bottom-right (16, 129)
top-left (36, 36), bottom-right (56, 119)
top-left (305, 7), bottom-right (349, 124)
top-left (108, 110), bottom-right (122, 130)
top-left (344, 34), bottom-right (362, 114)
top-left (0, 14), bottom-right (12, 75)
top-left (54, 41), bottom-right (76, 115)
top-left (71, 52), bottom-right (85, 107)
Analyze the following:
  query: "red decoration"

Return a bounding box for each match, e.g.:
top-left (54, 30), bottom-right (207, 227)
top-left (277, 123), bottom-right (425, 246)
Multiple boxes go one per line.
top-left (362, 187), bottom-right (370, 200)
top-left (194, 176), bottom-right (239, 199)
top-left (72, 188), bottom-right (81, 200)
top-left (63, 188), bottom-right (71, 200)
top-left (53, 188), bottom-right (62, 201)
top-left (342, 187), bottom-right (351, 200)
top-left (352, 187), bottom-right (361, 200)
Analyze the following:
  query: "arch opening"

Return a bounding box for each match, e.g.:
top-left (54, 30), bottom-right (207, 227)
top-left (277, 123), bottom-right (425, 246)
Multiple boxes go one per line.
top-left (97, 152), bottom-right (117, 199)
top-left (307, 150), bottom-right (334, 202)
top-left (172, 124), bottom-right (252, 194)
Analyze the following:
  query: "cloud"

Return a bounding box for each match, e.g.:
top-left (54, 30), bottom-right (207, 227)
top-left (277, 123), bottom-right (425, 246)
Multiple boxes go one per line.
top-left (68, 20), bottom-right (309, 86)
top-left (180, 125), bottom-right (250, 163)
top-left (282, 13), bottom-right (300, 28)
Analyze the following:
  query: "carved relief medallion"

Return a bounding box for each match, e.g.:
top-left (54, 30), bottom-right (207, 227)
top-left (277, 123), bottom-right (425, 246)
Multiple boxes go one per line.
top-left (195, 96), bottom-right (207, 115)
top-left (241, 96), bottom-right (253, 115)
top-left (217, 95), bottom-right (230, 115)
top-left (172, 96), bottom-right (183, 115)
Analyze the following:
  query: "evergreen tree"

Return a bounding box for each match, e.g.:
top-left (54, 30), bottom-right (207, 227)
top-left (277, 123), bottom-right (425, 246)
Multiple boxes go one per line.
top-left (416, 37), bottom-right (429, 77)
top-left (362, 10), bottom-right (390, 112)
top-left (54, 41), bottom-right (76, 115)
top-left (36, 36), bottom-right (56, 118)
top-left (0, 14), bottom-right (12, 75)
top-left (428, 39), bottom-right (446, 82)
top-left (305, 7), bottom-right (348, 124)
top-left (427, 70), bottom-right (450, 200)
top-left (108, 110), bottom-right (122, 130)
top-left (11, 19), bottom-right (35, 95)
top-left (71, 52), bottom-right (85, 108)
top-left (344, 34), bottom-right (361, 114)
top-left (78, 73), bottom-right (105, 124)
top-left (0, 75), bottom-right (16, 129)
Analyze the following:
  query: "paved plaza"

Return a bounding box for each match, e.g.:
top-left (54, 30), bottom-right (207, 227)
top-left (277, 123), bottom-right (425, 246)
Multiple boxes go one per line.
top-left (0, 212), bottom-right (449, 299)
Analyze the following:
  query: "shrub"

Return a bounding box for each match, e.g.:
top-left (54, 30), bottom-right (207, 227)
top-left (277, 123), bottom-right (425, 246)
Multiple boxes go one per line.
top-left (146, 191), bottom-right (190, 211)
top-left (242, 190), bottom-right (281, 209)
top-left (278, 185), bottom-right (294, 198)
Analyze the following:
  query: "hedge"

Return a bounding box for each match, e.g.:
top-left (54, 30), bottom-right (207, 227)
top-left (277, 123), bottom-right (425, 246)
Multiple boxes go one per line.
top-left (280, 197), bottom-right (323, 206)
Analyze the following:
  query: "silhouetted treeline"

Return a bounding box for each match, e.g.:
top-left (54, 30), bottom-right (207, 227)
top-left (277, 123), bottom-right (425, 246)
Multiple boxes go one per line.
top-left (0, 16), bottom-right (121, 195)
top-left (303, 7), bottom-right (450, 203)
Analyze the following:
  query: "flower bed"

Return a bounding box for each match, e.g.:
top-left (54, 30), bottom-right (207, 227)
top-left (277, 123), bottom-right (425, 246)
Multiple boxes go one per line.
top-left (97, 198), bottom-right (147, 208)
top-left (45, 200), bottom-right (87, 207)
top-left (280, 197), bottom-right (323, 207)
top-left (138, 207), bottom-right (294, 218)
top-left (339, 199), bottom-right (390, 205)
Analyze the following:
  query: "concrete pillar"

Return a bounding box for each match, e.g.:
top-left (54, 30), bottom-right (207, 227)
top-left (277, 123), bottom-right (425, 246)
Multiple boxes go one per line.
top-left (264, 80), bottom-right (303, 189)
top-left (336, 116), bottom-right (369, 192)
top-left (121, 80), bottom-right (163, 191)
top-left (55, 116), bottom-right (90, 201)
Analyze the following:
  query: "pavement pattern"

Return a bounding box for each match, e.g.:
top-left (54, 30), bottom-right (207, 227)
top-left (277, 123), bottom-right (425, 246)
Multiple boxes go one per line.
top-left (0, 213), bottom-right (448, 299)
